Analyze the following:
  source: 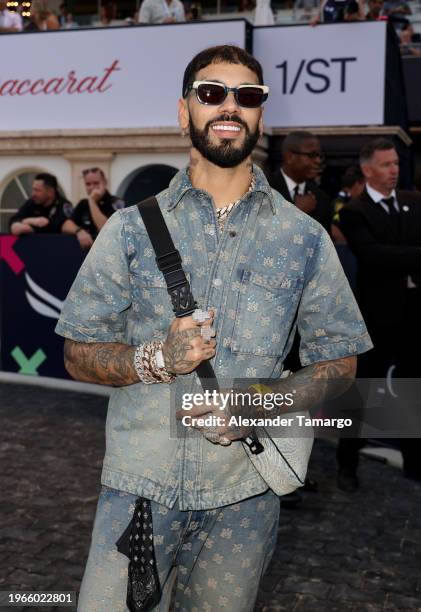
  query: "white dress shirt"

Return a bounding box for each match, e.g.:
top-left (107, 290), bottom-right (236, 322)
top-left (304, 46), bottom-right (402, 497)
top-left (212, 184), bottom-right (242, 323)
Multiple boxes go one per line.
top-left (366, 184), bottom-right (399, 214)
top-left (0, 9), bottom-right (23, 31)
top-left (281, 169), bottom-right (306, 201)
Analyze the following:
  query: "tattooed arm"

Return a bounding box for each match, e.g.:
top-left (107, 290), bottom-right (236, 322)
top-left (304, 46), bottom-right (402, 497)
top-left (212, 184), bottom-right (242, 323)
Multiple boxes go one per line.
top-left (63, 311), bottom-right (216, 386)
top-left (178, 355), bottom-right (357, 442)
top-left (263, 355), bottom-right (357, 416)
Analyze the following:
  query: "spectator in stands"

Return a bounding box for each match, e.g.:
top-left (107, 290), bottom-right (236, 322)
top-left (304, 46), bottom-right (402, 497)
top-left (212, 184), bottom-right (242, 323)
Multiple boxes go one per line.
top-left (399, 22), bottom-right (421, 56)
top-left (0, 0), bottom-right (23, 31)
top-left (138, 0), bottom-right (185, 24)
top-left (99, 2), bottom-right (116, 26)
top-left (62, 168), bottom-right (125, 250)
top-left (344, 0), bottom-right (361, 21)
top-left (311, 0), bottom-right (364, 24)
top-left (338, 138), bottom-right (421, 488)
top-left (63, 12), bottom-right (78, 28)
top-left (383, 0), bottom-right (411, 20)
top-left (58, 2), bottom-right (67, 26)
top-left (268, 130), bottom-right (332, 233)
top-left (25, 0), bottom-right (59, 31)
top-left (9, 174), bottom-right (73, 235)
top-left (366, 0), bottom-right (384, 19)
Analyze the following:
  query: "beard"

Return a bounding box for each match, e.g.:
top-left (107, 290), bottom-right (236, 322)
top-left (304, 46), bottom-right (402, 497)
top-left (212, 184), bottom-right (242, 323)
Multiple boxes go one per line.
top-left (189, 114), bottom-right (260, 169)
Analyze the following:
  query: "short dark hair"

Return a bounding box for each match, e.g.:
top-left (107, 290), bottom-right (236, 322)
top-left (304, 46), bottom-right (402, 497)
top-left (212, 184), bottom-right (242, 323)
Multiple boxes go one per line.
top-left (360, 138), bottom-right (396, 165)
top-left (281, 130), bottom-right (318, 157)
top-left (182, 45), bottom-right (264, 98)
top-left (35, 173), bottom-right (58, 191)
top-left (341, 165), bottom-right (364, 189)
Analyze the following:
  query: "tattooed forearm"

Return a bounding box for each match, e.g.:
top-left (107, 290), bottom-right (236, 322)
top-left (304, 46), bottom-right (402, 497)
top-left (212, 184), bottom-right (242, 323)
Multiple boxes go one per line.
top-left (249, 356), bottom-right (357, 418)
top-left (64, 339), bottom-right (138, 386)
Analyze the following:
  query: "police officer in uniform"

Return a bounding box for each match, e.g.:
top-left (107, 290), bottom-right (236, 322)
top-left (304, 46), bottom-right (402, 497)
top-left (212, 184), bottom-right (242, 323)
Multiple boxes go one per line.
top-left (62, 167), bottom-right (125, 250)
top-left (9, 173), bottom-right (73, 236)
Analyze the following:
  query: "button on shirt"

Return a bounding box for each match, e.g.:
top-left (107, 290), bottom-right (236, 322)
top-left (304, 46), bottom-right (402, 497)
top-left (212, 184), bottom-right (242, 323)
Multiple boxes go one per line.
top-left (55, 165), bottom-right (372, 510)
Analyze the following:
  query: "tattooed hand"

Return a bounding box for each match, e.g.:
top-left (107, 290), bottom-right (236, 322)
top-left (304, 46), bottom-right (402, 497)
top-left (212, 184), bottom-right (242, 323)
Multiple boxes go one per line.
top-left (162, 310), bottom-right (216, 375)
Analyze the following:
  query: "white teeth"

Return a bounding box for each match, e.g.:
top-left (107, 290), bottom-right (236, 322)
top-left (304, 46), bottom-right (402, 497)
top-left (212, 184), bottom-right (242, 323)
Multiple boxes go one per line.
top-left (212, 125), bottom-right (241, 132)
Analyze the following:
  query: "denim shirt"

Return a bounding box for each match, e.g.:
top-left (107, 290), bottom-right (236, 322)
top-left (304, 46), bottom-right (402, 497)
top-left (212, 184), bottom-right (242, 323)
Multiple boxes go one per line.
top-left (55, 165), bottom-right (372, 510)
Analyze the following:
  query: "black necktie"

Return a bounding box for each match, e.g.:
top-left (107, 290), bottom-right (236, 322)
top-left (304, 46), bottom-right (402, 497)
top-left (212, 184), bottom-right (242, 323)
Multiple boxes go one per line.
top-left (382, 197), bottom-right (399, 217)
top-left (293, 185), bottom-right (299, 202)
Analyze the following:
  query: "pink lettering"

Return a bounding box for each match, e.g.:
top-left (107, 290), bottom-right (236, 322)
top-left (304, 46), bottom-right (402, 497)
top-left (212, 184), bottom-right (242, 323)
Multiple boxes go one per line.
top-left (0, 80), bottom-right (18, 96)
top-left (30, 79), bottom-right (46, 95)
top-left (16, 79), bottom-right (31, 95)
top-left (95, 59), bottom-right (121, 93)
top-left (44, 77), bottom-right (65, 95)
top-left (76, 76), bottom-right (97, 94)
top-left (66, 70), bottom-right (79, 94)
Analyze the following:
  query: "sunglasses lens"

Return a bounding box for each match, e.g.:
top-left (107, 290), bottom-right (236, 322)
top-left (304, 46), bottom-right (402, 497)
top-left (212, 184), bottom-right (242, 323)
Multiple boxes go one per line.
top-left (236, 87), bottom-right (266, 108)
top-left (197, 83), bottom-right (226, 105)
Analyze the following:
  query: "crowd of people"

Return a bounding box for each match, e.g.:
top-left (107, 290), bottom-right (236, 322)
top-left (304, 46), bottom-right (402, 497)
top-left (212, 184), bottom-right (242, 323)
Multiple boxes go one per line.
top-left (1, 0), bottom-right (420, 30)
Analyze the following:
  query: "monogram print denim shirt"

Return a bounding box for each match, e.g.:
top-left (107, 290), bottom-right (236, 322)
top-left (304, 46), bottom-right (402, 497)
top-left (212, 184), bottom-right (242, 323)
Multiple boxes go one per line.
top-left (56, 165), bottom-right (372, 510)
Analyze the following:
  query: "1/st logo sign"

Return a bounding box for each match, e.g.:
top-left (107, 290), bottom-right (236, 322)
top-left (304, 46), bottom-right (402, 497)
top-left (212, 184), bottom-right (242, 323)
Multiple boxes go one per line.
top-left (275, 57), bottom-right (357, 94)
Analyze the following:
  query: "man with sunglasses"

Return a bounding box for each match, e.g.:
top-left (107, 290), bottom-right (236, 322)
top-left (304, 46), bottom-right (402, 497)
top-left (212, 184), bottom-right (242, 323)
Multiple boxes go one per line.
top-left (56, 45), bottom-right (371, 611)
top-left (62, 167), bottom-right (125, 250)
top-left (269, 130), bottom-right (333, 234)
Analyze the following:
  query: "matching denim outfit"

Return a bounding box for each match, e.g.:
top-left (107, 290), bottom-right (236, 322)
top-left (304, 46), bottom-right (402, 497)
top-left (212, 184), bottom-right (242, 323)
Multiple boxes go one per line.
top-left (56, 165), bottom-right (372, 610)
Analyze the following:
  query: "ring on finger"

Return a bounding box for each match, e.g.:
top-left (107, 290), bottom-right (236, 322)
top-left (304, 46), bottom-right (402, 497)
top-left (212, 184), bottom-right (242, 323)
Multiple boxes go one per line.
top-left (201, 326), bottom-right (215, 342)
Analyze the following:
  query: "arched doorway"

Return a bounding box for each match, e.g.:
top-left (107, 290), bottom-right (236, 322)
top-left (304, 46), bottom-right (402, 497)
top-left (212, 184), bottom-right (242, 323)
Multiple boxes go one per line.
top-left (118, 164), bottom-right (178, 206)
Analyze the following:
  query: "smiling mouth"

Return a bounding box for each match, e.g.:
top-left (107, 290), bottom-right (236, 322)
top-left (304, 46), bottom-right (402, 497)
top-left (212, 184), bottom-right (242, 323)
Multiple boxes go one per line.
top-left (211, 123), bottom-right (242, 137)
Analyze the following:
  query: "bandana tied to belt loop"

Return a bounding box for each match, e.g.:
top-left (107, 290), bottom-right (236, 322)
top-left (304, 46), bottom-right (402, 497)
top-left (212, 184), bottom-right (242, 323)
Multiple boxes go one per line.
top-left (116, 497), bottom-right (161, 612)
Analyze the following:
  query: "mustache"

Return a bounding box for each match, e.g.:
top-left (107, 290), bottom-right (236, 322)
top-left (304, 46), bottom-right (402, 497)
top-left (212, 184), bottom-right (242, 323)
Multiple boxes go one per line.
top-left (205, 114), bottom-right (249, 133)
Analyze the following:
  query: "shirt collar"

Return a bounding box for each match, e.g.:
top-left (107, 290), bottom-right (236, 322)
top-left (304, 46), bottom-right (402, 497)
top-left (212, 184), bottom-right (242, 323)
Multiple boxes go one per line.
top-left (167, 164), bottom-right (275, 213)
top-left (281, 169), bottom-right (305, 198)
top-left (366, 183), bottom-right (396, 204)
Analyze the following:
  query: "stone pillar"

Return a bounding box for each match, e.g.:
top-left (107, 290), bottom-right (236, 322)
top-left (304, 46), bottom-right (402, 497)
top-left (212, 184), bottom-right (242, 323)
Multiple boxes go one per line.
top-left (63, 152), bottom-right (114, 203)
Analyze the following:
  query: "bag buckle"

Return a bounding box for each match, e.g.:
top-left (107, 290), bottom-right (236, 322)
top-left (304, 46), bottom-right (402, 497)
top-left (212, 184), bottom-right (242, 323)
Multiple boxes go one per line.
top-left (155, 249), bottom-right (181, 273)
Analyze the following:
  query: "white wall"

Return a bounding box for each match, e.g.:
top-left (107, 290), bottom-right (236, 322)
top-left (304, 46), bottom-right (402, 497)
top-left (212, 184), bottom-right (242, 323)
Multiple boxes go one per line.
top-left (112, 152), bottom-right (188, 195)
top-left (0, 157), bottom-right (72, 199)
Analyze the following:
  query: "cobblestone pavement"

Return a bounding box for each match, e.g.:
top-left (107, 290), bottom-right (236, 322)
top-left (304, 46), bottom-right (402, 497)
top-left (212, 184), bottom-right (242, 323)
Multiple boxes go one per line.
top-left (1, 382), bottom-right (420, 612)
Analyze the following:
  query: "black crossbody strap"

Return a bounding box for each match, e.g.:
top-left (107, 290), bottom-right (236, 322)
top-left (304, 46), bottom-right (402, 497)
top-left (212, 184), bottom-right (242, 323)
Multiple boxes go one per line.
top-left (137, 196), bottom-right (263, 454)
top-left (138, 196), bottom-right (197, 318)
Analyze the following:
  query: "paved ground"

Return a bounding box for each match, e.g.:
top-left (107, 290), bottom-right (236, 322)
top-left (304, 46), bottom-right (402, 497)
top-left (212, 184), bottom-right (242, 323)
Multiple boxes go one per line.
top-left (1, 382), bottom-right (420, 612)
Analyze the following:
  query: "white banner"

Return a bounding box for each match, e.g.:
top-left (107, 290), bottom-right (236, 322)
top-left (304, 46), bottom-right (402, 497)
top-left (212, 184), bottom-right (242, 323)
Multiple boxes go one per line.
top-left (0, 21), bottom-right (246, 131)
top-left (253, 22), bottom-right (387, 128)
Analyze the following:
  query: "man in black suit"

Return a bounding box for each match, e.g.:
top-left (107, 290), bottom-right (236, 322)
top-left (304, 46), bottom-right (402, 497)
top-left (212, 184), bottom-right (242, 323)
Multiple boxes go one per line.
top-left (268, 130), bottom-right (332, 233)
top-left (338, 137), bottom-right (421, 490)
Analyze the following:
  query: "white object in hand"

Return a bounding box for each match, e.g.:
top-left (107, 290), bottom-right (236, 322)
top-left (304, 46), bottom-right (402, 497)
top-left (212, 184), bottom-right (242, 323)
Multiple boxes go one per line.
top-left (193, 309), bottom-right (212, 324)
top-left (201, 326), bottom-right (215, 342)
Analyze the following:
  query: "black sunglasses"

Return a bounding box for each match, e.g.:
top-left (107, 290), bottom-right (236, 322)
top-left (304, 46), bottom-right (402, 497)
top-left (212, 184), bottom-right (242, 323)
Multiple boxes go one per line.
top-left (290, 150), bottom-right (325, 161)
top-left (188, 80), bottom-right (269, 108)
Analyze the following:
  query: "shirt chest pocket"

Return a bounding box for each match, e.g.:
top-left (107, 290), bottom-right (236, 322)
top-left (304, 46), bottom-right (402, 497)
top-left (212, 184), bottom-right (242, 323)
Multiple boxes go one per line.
top-left (231, 270), bottom-right (303, 357)
top-left (132, 269), bottom-right (194, 325)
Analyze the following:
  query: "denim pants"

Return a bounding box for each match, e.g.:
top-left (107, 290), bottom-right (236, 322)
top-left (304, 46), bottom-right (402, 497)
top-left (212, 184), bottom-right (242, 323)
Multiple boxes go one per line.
top-left (78, 486), bottom-right (280, 612)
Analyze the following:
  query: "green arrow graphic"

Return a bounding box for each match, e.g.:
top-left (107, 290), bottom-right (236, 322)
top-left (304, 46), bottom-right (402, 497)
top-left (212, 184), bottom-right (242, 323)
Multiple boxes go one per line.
top-left (11, 347), bottom-right (46, 375)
